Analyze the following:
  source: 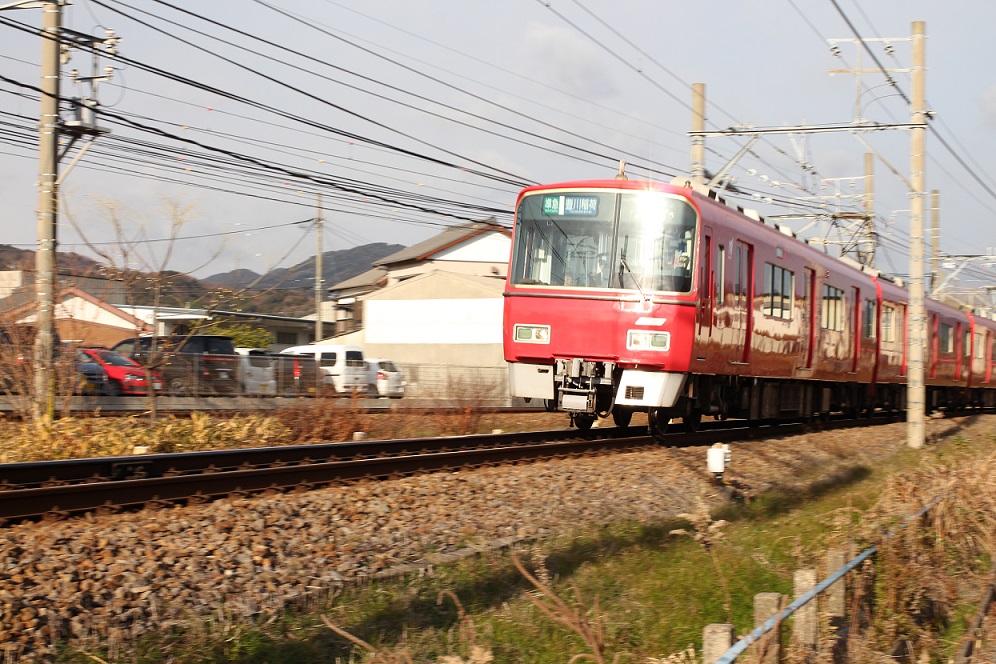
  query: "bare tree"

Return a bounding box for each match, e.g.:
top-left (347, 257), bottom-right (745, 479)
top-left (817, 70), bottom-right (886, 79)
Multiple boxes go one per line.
top-left (65, 195), bottom-right (223, 420)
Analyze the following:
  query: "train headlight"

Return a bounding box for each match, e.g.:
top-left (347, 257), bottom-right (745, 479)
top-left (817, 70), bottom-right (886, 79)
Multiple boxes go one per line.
top-left (627, 330), bottom-right (670, 351)
top-left (513, 324), bottom-right (551, 344)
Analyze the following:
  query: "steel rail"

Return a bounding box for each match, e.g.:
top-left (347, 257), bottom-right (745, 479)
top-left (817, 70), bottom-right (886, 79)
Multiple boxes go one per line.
top-left (0, 415), bottom-right (907, 524)
top-left (0, 434), bottom-right (661, 522)
top-left (0, 427), bottom-right (641, 489)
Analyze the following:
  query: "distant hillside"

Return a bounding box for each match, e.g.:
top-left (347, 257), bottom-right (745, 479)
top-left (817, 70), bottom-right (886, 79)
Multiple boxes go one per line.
top-left (1, 242), bottom-right (406, 318)
top-left (205, 242), bottom-right (402, 291)
top-left (202, 242), bottom-right (403, 317)
top-left (0, 244), bottom-right (105, 274)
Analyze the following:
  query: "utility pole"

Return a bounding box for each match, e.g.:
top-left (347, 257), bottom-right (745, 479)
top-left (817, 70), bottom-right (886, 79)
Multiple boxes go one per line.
top-left (907, 21), bottom-right (927, 449)
top-left (314, 193), bottom-right (324, 343)
top-left (690, 83), bottom-right (706, 184)
top-left (2, 0), bottom-right (115, 420)
top-left (34, 0), bottom-right (63, 422)
top-left (859, 153), bottom-right (875, 266)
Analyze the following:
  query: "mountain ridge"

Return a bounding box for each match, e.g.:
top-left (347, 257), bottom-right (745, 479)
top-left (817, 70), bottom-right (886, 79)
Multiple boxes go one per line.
top-left (0, 242), bottom-right (405, 318)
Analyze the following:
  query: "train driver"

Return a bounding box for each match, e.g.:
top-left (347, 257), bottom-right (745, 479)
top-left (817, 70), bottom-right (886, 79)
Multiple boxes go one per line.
top-left (591, 255), bottom-right (611, 287)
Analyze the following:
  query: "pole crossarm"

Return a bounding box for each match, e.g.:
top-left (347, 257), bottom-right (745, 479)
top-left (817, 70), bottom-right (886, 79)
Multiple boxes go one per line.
top-left (931, 256), bottom-right (996, 297)
top-left (691, 122), bottom-right (926, 138)
top-left (0, 0), bottom-right (63, 9)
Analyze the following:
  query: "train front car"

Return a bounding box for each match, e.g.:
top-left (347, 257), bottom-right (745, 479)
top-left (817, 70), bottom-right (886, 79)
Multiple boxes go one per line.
top-left (503, 180), bottom-right (700, 439)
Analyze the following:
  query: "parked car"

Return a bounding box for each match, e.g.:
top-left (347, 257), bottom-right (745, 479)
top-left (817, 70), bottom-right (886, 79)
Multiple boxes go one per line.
top-left (0, 323), bottom-right (109, 396)
top-left (364, 358), bottom-right (405, 399)
top-left (280, 344), bottom-right (367, 395)
top-left (110, 335), bottom-right (240, 396)
top-left (78, 348), bottom-right (164, 396)
top-left (234, 348), bottom-right (277, 396)
top-left (72, 353), bottom-right (112, 396)
top-left (269, 353), bottom-right (321, 397)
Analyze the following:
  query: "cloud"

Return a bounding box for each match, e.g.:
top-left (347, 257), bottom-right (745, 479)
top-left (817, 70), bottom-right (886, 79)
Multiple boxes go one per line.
top-left (521, 23), bottom-right (619, 101)
top-left (980, 85), bottom-right (996, 130)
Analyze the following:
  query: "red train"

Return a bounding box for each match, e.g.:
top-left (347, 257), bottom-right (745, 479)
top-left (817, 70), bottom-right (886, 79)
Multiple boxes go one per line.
top-left (503, 176), bottom-right (996, 439)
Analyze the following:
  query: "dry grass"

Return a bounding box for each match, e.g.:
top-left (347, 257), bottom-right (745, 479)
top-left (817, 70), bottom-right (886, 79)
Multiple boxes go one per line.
top-left (0, 402), bottom-right (565, 463)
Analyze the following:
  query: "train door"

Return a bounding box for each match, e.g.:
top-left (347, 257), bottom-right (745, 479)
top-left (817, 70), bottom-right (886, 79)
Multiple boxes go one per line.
top-left (955, 322), bottom-right (964, 380)
top-left (989, 333), bottom-right (995, 384)
top-left (731, 240), bottom-right (753, 364)
top-left (697, 230), bottom-right (713, 339)
top-left (801, 268), bottom-right (817, 369)
top-left (899, 303), bottom-right (908, 376)
top-left (851, 287), bottom-right (860, 374)
top-left (930, 314), bottom-right (938, 379)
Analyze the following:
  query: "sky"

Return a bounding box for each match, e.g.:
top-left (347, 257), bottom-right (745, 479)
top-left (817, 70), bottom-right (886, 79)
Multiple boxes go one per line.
top-left (1, 0), bottom-right (994, 300)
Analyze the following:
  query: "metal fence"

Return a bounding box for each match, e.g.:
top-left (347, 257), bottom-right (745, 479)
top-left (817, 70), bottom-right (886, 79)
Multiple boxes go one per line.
top-left (704, 498), bottom-right (944, 663)
top-left (0, 359), bottom-right (533, 411)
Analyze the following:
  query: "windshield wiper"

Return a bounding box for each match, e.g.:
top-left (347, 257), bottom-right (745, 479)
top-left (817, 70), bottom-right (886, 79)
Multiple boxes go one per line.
top-left (618, 257), bottom-right (651, 303)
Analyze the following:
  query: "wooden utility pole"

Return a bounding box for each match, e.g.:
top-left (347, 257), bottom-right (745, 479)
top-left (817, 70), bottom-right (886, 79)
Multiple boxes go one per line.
top-left (33, 0), bottom-right (63, 421)
top-left (690, 83), bottom-right (706, 184)
top-left (907, 21), bottom-right (927, 448)
top-left (859, 152), bottom-right (875, 267)
top-left (314, 193), bottom-right (324, 343)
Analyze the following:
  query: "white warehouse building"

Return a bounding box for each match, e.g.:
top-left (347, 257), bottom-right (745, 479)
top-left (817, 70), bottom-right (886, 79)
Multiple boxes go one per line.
top-left (320, 221), bottom-right (515, 403)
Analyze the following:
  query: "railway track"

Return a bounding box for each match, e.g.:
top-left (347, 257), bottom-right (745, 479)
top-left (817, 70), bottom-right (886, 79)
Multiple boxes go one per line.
top-left (0, 415), bottom-right (905, 524)
top-left (0, 394), bottom-right (541, 416)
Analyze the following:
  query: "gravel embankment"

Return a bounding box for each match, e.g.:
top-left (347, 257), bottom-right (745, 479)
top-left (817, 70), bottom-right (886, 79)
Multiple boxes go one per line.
top-left (0, 416), bottom-right (991, 660)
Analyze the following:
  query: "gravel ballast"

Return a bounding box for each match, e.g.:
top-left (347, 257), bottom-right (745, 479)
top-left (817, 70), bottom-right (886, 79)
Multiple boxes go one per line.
top-left (0, 415), bottom-right (991, 660)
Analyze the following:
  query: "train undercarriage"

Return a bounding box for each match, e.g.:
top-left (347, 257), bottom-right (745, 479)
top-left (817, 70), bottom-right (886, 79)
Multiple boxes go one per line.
top-left (542, 359), bottom-right (993, 442)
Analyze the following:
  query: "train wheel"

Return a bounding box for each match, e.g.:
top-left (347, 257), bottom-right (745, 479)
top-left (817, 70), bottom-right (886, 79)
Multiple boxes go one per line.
top-left (612, 408), bottom-right (633, 428)
top-left (572, 414), bottom-right (596, 431)
top-left (647, 408), bottom-right (669, 443)
top-left (544, 399), bottom-right (557, 412)
top-left (683, 411), bottom-right (702, 432)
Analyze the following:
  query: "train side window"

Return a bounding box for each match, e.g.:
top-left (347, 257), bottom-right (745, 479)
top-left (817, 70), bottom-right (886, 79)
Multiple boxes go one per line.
top-left (821, 285), bottom-right (844, 331)
top-left (938, 323), bottom-right (953, 353)
top-left (881, 305), bottom-right (895, 342)
top-left (733, 245), bottom-right (742, 298)
top-left (964, 330), bottom-right (972, 358)
top-left (862, 299), bottom-right (876, 339)
top-left (763, 262), bottom-right (793, 319)
top-left (716, 245), bottom-right (725, 302)
top-left (976, 332), bottom-right (985, 359)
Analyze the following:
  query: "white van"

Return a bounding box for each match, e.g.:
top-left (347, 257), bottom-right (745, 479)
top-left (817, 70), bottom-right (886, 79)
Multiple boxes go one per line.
top-left (234, 347), bottom-right (276, 396)
top-left (280, 344), bottom-right (367, 394)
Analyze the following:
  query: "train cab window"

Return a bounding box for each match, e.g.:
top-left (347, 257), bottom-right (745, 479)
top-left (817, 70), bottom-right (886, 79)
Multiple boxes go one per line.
top-left (509, 189), bottom-right (697, 292)
top-left (617, 194), bottom-right (697, 292)
top-left (821, 285), bottom-right (845, 331)
top-left (862, 299), bottom-right (876, 339)
top-left (763, 262), bottom-right (793, 319)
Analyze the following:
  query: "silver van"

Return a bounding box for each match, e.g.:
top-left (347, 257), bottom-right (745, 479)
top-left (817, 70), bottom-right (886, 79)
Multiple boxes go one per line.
top-left (234, 347), bottom-right (276, 396)
top-left (280, 344), bottom-right (367, 395)
top-left (365, 358), bottom-right (405, 399)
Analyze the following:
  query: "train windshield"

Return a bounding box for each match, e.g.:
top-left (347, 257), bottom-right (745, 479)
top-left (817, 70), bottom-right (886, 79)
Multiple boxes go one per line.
top-left (509, 189), bottom-right (698, 292)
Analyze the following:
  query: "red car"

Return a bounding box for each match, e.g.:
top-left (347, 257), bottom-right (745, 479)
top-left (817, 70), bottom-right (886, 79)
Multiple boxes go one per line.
top-left (78, 349), bottom-right (165, 396)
